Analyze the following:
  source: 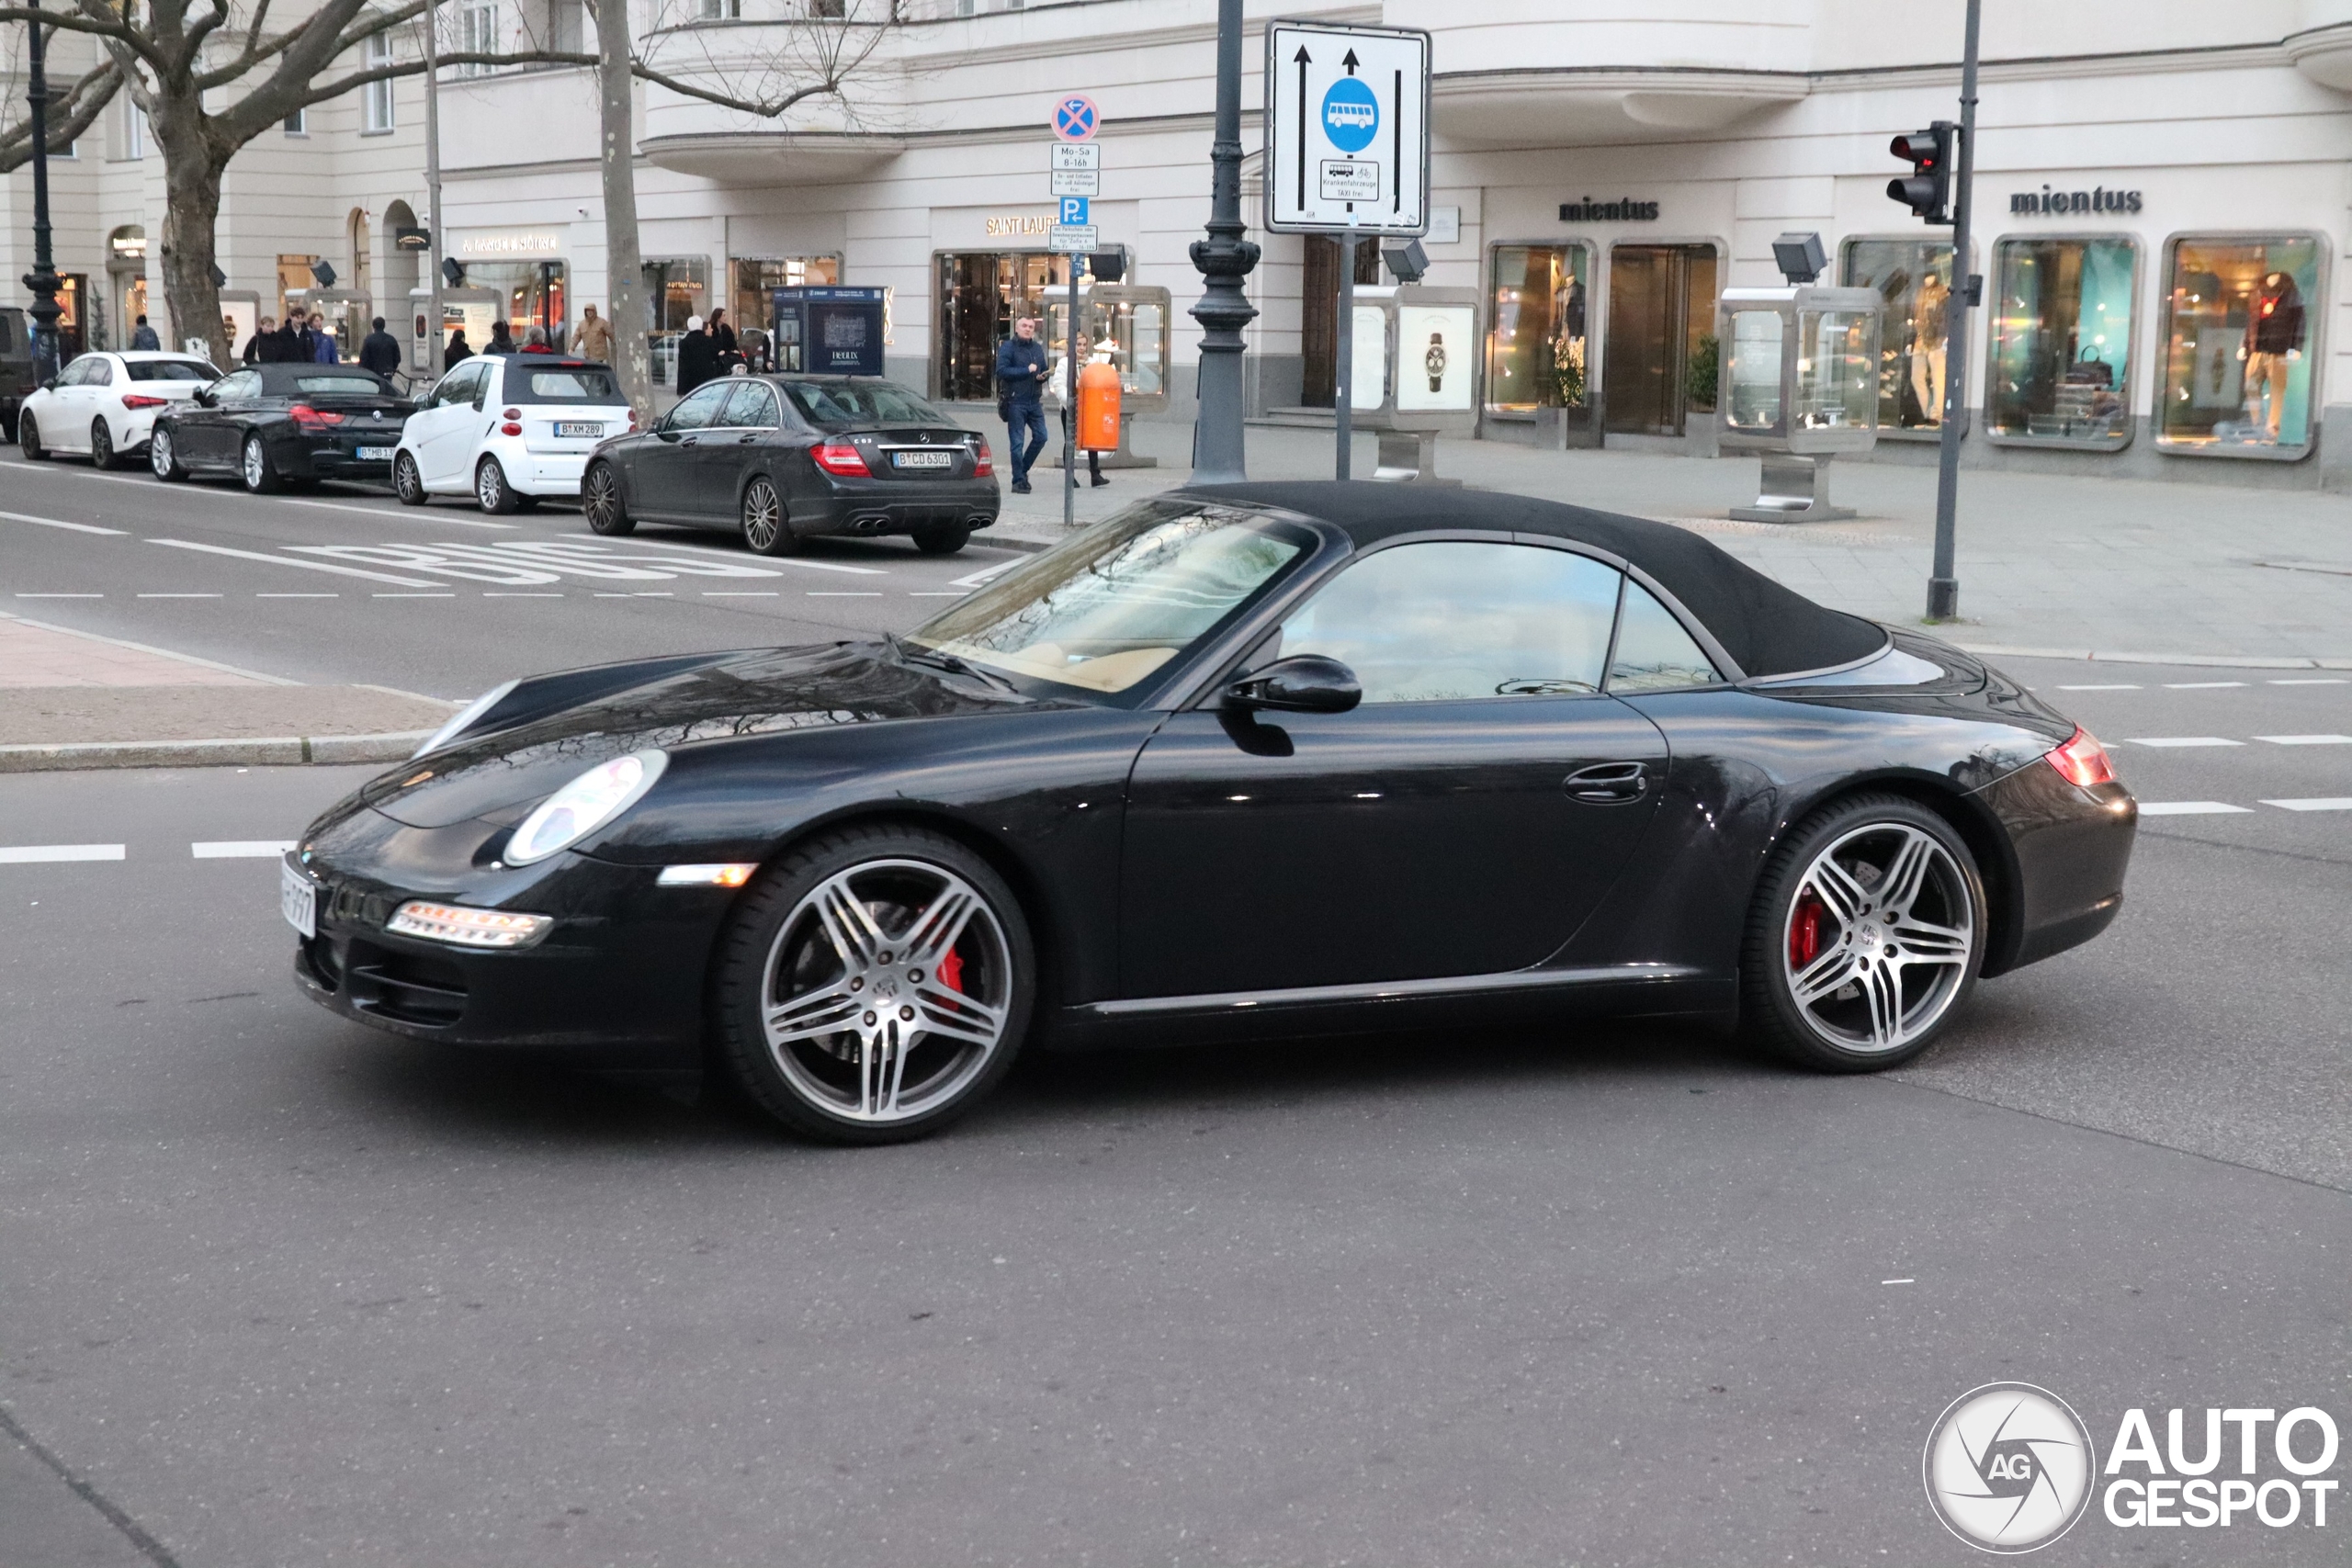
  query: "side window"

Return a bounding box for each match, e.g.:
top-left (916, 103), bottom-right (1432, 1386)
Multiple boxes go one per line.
top-left (59, 357), bottom-right (91, 386)
top-left (1607, 581), bottom-right (1724, 693)
top-left (720, 380), bottom-right (777, 427)
top-left (664, 381), bottom-right (731, 431)
top-left (87, 358), bottom-right (115, 387)
top-left (434, 363), bottom-right (479, 408)
top-left (1277, 540), bottom-right (1622, 704)
top-left (215, 370), bottom-right (261, 400)
top-left (467, 361), bottom-right (492, 409)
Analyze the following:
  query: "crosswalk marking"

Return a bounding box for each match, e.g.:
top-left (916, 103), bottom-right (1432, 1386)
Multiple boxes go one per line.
top-left (2125, 737), bottom-right (2243, 748)
top-left (0, 844), bottom-right (127, 863)
top-left (191, 840), bottom-right (296, 859)
top-left (2137, 802), bottom-right (2254, 816)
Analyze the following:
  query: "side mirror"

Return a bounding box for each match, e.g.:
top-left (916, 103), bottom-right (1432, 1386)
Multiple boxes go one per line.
top-left (1224, 654), bottom-right (1362, 715)
top-left (40, 377), bottom-right (56, 391)
top-left (195, 389), bottom-right (217, 407)
top-left (654, 423), bottom-right (680, 443)
top-left (413, 389), bottom-right (434, 409)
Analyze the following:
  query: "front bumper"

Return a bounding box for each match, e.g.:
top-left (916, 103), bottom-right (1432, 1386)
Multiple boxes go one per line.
top-left (285, 821), bottom-right (731, 1066)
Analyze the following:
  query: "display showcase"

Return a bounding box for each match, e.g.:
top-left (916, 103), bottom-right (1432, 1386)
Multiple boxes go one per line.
top-left (1485, 243), bottom-right (1589, 414)
top-left (1714, 285), bottom-right (1881, 523)
top-left (1840, 238), bottom-right (1957, 433)
top-left (1987, 237), bottom-right (2138, 446)
top-left (1044, 285), bottom-right (1171, 409)
top-left (2157, 234), bottom-right (2323, 457)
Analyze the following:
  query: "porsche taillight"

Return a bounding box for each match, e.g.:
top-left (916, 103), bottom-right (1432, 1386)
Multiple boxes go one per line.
top-left (2046, 727), bottom-right (2117, 789)
top-left (811, 442), bottom-right (869, 477)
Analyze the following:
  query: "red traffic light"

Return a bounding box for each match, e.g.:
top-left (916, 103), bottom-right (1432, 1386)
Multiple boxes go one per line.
top-left (1887, 122), bottom-right (1955, 225)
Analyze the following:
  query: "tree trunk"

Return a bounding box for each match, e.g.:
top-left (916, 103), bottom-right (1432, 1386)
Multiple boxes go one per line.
top-left (596, 3), bottom-right (650, 416)
top-left (156, 141), bottom-right (232, 367)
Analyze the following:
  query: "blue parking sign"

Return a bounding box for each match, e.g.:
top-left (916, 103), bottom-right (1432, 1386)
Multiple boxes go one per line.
top-left (1059, 196), bottom-right (1091, 226)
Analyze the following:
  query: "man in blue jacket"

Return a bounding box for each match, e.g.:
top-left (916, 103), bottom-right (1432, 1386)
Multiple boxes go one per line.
top-left (994, 317), bottom-right (1049, 494)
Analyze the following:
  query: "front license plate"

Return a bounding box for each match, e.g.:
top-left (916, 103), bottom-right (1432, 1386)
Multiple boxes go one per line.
top-left (280, 860), bottom-right (317, 938)
top-left (556, 421), bottom-right (603, 439)
top-left (355, 446), bottom-right (397, 460)
top-left (891, 450), bottom-right (955, 469)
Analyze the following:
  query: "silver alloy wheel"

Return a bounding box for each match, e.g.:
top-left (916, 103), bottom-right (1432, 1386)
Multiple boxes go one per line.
top-left (1781, 821), bottom-right (1974, 1055)
top-left (583, 464), bottom-right (620, 528)
top-left (760, 858), bottom-right (1012, 1125)
top-left (150, 427), bottom-right (175, 477)
top-left (393, 451), bottom-right (424, 504)
top-left (90, 420), bottom-right (112, 467)
top-left (242, 435), bottom-right (267, 490)
top-left (741, 478), bottom-right (783, 551)
top-left (476, 458), bottom-right (503, 510)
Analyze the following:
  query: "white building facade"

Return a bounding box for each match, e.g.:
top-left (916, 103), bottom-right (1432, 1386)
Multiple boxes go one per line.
top-left (14, 0), bottom-right (2352, 489)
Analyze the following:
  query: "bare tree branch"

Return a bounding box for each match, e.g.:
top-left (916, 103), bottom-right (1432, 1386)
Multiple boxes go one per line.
top-left (0, 55), bottom-right (124, 173)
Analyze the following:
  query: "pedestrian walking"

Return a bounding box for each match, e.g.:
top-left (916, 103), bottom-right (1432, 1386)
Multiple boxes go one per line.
top-left (487, 320), bottom-right (517, 356)
top-left (675, 315), bottom-right (718, 397)
top-left (268, 316), bottom-right (302, 362)
top-left (243, 316), bottom-right (274, 364)
top-left (995, 316), bottom-right (1049, 494)
top-left (358, 316), bottom-right (401, 379)
top-left (446, 326), bottom-right (473, 368)
top-left (575, 304), bottom-right (616, 365)
top-left (522, 325), bottom-right (556, 355)
top-left (708, 307), bottom-right (739, 360)
top-left (309, 312), bottom-right (338, 364)
top-left (130, 314), bottom-right (160, 351)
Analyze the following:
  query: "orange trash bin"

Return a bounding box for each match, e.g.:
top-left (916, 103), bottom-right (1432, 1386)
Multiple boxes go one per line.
top-left (1077, 359), bottom-right (1122, 452)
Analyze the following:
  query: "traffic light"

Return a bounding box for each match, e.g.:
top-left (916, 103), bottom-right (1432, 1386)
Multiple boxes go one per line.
top-left (1887, 122), bottom-right (1955, 224)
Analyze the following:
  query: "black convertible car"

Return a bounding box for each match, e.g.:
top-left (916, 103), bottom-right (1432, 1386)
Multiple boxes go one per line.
top-left (151, 362), bottom-right (413, 491)
top-left (285, 483), bottom-right (2135, 1143)
top-left (580, 374), bottom-right (998, 556)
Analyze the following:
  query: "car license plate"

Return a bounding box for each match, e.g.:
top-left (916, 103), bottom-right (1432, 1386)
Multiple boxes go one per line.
top-left (355, 446), bottom-right (396, 460)
top-left (556, 421), bottom-right (604, 439)
top-left (280, 860), bottom-right (317, 938)
top-left (892, 450), bottom-right (954, 469)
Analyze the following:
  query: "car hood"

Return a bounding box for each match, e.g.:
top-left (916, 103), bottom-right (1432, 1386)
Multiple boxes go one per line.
top-left (360, 640), bottom-right (1037, 829)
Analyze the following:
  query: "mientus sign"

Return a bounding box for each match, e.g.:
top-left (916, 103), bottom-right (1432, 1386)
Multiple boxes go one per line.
top-left (2011, 184), bottom-right (2142, 216)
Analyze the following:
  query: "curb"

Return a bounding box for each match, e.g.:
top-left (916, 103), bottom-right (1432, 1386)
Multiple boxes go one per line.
top-left (1952, 643), bottom-right (2352, 671)
top-left (0, 730), bottom-right (431, 773)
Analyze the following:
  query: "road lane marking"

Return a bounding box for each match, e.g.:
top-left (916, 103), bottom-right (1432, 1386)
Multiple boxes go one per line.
top-left (909, 592), bottom-right (966, 597)
top-left (0, 844), bottom-right (126, 863)
top-left (191, 840), bottom-right (296, 859)
top-left (2138, 802), bottom-right (2254, 816)
top-left (2124, 737), bottom-right (2244, 748)
top-left (2269, 678), bottom-right (2348, 685)
top-left (276, 497), bottom-right (514, 529)
top-left (2058, 683), bottom-right (2140, 691)
top-left (0, 611), bottom-right (299, 683)
top-left (372, 592), bottom-right (456, 598)
top-left (808, 592), bottom-right (882, 597)
top-left (702, 591), bottom-right (777, 597)
top-left (256, 592), bottom-right (337, 598)
top-left (2164, 681), bottom-right (2247, 689)
top-left (2259, 798), bottom-right (2352, 812)
top-left (0, 510), bottom-right (128, 536)
top-left (948, 559), bottom-right (1023, 589)
top-left (483, 592), bottom-right (562, 597)
top-left (15, 592), bottom-right (103, 598)
top-left (2254, 734), bottom-right (2352, 745)
top-left (149, 538), bottom-right (441, 586)
top-left (1882, 1279), bottom-right (1916, 1285)
top-left (139, 592), bottom-right (222, 598)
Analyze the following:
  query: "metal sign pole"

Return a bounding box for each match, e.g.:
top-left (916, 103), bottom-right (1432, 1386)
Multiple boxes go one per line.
top-left (1927, 0), bottom-right (1980, 622)
top-left (424, 0), bottom-right (446, 380)
top-left (1334, 231), bottom-right (1356, 479)
top-left (1064, 260), bottom-right (1080, 530)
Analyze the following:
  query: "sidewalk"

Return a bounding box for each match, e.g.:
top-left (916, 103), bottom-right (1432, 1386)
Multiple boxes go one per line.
top-left (994, 423), bottom-right (2352, 667)
top-left (0, 615), bottom-right (457, 771)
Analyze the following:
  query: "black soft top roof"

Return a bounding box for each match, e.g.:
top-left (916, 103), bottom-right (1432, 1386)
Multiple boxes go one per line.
top-left (1182, 480), bottom-right (1886, 679)
top-left (250, 362), bottom-right (394, 390)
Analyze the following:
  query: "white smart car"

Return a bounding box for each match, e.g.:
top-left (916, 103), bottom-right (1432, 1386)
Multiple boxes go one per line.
top-left (18, 349), bottom-right (222, 468)
top-left (391, 354), bottom-right (632, 513)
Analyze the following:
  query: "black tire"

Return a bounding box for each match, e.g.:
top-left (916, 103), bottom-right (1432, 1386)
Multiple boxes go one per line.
top-left (1740, 793), bottom-right (1985, 1072)
top-left (89, 419), bottom-right (119, 469)
top-left (392, 450), bottom-right (427, 505)
top-left (713, 823), bottom-right (1035, 1145)
top-left (741, 475), bottom-right (797, 555)
top-left (912, 523), bottom-right (972, 557)
top-left (20, 413), bottom-right (47, 462)
top-left (474, 456), bottom-right (521, 514)
top-left (582, 462), bottom-right (635, 535)
top-left (241, 433), bottom-right (281, 493)
top-left (150, 424), bottom-right (187, 480)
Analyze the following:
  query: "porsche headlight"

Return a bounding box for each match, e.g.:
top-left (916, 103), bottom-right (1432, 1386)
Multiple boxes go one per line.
top-left (414, 678), bottom-right (520, 759)
top-left (504, 749), bottom-right (668, 865)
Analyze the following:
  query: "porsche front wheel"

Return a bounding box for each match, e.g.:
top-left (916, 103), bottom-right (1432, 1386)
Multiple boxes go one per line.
top-left (1742, 795), bottom-right (1984, 1071)
top-left (714, 826), bottom-right (1034, 1144)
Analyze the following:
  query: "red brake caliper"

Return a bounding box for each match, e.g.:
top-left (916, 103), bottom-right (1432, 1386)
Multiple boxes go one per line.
top-left (936, 946), bottom-right (966, 994)
top-left (1789, 892), bottom-right (1825, 969)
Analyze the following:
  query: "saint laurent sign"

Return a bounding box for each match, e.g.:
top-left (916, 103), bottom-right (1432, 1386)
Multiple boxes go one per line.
top-left (2011, 185), bottom-right (2142, 216)
top-left (1559, 197), bottom-right (1660, 222)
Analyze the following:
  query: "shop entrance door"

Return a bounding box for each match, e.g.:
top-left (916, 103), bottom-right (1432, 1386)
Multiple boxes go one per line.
top-left (1299, 235), bottom-right (1384, 407)
top-left (1603, 244), bottom-right (1717, 436)
top-left (934, 252), bottom-right (1078, 402)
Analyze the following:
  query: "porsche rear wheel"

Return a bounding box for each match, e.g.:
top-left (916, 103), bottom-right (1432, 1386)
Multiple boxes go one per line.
top-left (1742, 794), bottom-right (1984, 1071)
top-left (582, 462), bottom-right (634, 536)
top-left (714, 825), bottom-right (1034, 1145)
top-left (741, 477), bottom-right (795, 555)
top-left (150, 426), bottom-right (187, 480)
top-left (392, 451), bottom-right (427, 505)
top-left (241, 434), bottom-right (281, 493)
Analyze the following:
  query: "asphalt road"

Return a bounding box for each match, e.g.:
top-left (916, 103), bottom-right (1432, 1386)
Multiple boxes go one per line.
top-left (0, 452), bottom-right (1038, 699)
top-left (1, 657), bottom-right (2346, 1566)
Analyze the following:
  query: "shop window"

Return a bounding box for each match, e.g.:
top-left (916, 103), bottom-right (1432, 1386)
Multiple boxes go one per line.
top-left (1986, 237), bottom-right (2137, 447)
top-left (731, 256), bottom-right (841, 336)
top-left (1486, 244), bottom-right (1589, 415)
top-left (2157, 235), bottom-right (2322, 458)
top-left (1840, 238), bottom-right (1955, 433)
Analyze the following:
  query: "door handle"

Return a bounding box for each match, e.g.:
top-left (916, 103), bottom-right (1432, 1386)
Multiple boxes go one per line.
top-left (681, 434), bottom-right (699, 446)
top-left (1564, 761), bottom-right (1648, 803)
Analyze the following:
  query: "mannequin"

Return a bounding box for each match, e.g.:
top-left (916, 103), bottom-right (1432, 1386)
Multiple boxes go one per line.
top-left (2241, 270), bottom-right (2304, 442)
top-left (1909, 274), bottom-right (1950, 426)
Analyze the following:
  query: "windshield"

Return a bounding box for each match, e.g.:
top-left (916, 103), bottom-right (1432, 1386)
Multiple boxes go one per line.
top-left (126, 359), bottom-right (219, 382)
top-left (294, 373), bottom-right (390, 397)
top-left (782, 379), bottom-right (950, 429)
top-left (908, 500), bottom-right (1313, 697)
top-left (510, 366), bottom-right (627, 405)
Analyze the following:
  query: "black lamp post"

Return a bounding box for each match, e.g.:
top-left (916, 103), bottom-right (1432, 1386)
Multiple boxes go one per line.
top-left (1187, 0), bottom-right (1259, 484)
top-left (21, 0), bottom-right (64, 385)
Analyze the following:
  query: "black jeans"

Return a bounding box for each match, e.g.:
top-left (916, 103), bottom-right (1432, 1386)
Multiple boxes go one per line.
top-left (1005, 401), bottom-right (1047, 484)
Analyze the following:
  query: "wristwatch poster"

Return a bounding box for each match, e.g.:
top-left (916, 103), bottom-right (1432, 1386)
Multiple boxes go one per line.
top-left (1425, 333), bottom-right (1448, 393)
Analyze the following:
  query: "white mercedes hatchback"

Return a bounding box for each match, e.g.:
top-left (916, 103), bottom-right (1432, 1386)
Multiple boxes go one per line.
top-left (391, 355), bottom-right (632, 513)
top-left (18, 350), bottom-right (222, 468)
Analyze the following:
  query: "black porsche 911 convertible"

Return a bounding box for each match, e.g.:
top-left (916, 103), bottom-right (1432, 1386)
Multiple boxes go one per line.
top-left (286, 483), bottom-right (2136, 1143)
